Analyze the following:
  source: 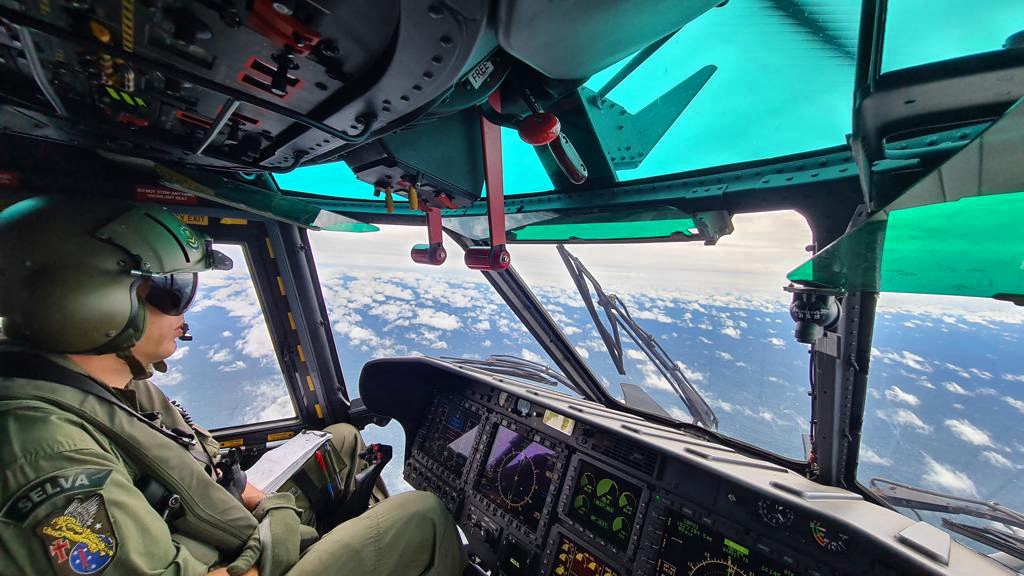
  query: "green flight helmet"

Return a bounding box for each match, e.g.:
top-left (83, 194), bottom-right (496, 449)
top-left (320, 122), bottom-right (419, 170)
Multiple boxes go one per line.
top-left (0, 195), bottom-right (232, 354)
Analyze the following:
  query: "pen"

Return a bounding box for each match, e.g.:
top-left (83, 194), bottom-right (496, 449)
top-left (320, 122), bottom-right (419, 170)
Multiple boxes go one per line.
top-left (315, 449), bottom-right (335, 501)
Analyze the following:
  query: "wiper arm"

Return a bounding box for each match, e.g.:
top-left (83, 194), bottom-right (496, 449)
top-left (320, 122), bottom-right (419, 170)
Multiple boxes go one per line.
top-left (557, 245), bottom-right (718, 429)
top-left (941, 519), bottom-right (1024, 561)
top-left (443, 355), bottom-right (583, 396)
top-left (870, 477), bottom-right (1024, 530)
top-left (871, 478), bottom-right (1024, 561)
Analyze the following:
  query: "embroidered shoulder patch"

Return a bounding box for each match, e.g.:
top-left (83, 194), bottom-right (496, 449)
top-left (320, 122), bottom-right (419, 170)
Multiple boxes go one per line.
top-left (0, 468), bottom-right (113, 525)
top-left (37, 494), bottom-right (117, 575)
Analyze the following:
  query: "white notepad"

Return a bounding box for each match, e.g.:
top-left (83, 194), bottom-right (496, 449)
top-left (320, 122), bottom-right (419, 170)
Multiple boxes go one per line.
top-left (245, 430), bottom-right (332, 493)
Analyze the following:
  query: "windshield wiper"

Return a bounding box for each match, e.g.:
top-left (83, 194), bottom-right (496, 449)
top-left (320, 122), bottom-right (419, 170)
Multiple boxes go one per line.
top-left (557, 245), bottom-right (718, 429)
top-left (870, 477), bottom-right (1024, 560)
top-left (443, 355), bottom-right (583, 396)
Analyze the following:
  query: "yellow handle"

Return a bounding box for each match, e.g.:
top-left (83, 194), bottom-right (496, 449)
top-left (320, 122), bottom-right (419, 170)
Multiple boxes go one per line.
top-left (408, 185), bottom-right (419, 211)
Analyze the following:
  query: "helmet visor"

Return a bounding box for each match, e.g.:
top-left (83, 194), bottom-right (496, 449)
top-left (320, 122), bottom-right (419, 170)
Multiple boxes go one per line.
top-left (144, 273), bottom-right (198, 316)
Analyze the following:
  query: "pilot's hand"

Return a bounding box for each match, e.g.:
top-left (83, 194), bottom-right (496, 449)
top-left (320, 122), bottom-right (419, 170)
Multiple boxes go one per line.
top-left (241, 481), bottom-right (266, 511)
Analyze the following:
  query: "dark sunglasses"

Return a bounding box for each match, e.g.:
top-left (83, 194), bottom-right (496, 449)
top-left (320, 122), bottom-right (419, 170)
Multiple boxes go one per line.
top-left (143, 273), bottom-right (198, 316)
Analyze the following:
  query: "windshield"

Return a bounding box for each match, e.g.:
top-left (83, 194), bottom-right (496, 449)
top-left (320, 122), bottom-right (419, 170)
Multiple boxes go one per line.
top-left (511, 211), bottom-right (814, 459)
top-left (858, 293), bottom-right (1024, 551)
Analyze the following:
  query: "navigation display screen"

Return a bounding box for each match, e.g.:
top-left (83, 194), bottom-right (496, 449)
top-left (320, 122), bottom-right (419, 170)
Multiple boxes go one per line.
top-left (478, 425), bottom-right (557, 532)
top-left (419, 399), bottom-right (481, 477)
top-left (656, 512), bottom-right (796, 576)
top-left (548, 534), bottom-right (619, 576)
top-left (566, 460), bottom-right (641, 550)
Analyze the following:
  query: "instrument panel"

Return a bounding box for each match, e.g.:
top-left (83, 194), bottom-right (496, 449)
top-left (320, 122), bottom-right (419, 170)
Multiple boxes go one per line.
top-left (364, 357), bottom-right (1013, 576)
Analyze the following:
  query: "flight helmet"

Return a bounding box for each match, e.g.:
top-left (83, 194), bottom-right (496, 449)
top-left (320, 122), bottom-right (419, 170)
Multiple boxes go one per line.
top-left (0, 196), bottom-right (231, 368)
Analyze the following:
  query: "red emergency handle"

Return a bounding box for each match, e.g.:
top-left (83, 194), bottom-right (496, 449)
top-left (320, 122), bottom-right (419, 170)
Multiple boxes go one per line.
top-left (517, 113), bottom-right (560, 145)
top-left (411, 243), bottom-right (447, 266)
top-left (464, 245), bottom-right (510, 271)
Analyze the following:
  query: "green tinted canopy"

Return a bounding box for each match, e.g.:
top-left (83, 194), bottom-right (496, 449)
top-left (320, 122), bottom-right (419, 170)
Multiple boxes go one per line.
top-left (788, 97), bottom-right (1024, 302)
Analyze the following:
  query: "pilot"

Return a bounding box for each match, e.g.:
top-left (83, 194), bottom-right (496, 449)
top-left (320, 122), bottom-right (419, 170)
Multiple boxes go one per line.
top-left (0, 196), bottom-right (467, 575)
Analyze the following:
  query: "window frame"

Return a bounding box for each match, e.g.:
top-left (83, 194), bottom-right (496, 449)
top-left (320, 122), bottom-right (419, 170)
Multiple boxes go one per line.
top-left (168, 209), bottom-right (329, 447)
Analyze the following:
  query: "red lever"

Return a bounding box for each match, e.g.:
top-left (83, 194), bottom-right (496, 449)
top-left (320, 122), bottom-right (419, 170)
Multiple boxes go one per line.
top-left (410, 208), bottom-right (447, 266)
top-left (517, 113), bottom-right (560, 145)
top-left (465, 90), bottom-right (511, 271)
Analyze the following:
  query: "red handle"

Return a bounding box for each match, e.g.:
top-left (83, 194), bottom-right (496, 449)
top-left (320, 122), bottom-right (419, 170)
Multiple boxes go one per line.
top-left (411, 244), bottom-right (447, 266)
top-left (464, 245), bottom-right (510, 271)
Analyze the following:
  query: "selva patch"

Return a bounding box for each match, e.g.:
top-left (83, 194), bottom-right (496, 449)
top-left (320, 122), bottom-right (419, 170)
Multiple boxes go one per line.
top-left (0, 468), bottom-right (112, 524)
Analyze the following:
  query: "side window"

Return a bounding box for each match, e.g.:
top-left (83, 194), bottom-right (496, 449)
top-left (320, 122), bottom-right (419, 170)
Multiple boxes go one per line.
top-left (858, 294), bottom-right (1024, 544)
top-left (151, 243), bottom-right (299, 430)
top-left (308, 226), bottom-right (564, 493)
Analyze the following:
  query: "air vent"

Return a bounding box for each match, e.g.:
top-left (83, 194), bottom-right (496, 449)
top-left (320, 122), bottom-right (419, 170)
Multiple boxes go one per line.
top-left (589, 431), bottom-right (659, 476)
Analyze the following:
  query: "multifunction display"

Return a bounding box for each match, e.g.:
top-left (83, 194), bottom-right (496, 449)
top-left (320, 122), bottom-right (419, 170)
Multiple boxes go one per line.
top-left (420, 398), bottom-right (481, 477)
top-left (478, 425), bottom-right (557, 532)
top-left (566, 460), bottom-right (640, 550)
top-left (656, 512), bottom-right (796, 576)
top-left (548, 534), bottom-right (619, 576)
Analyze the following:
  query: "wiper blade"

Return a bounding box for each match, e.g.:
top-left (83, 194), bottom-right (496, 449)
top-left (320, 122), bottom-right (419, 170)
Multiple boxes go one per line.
top-left (557, 245), bottom-right (718, 429)
top-left (443, 355), bottom-right (582, 396)
top-left (871, 478), bottom-right (1024, 561)
top-left (942, 519), bottom-right (1024, 561)
top-left (870, 477), bottom-right (1024, 531)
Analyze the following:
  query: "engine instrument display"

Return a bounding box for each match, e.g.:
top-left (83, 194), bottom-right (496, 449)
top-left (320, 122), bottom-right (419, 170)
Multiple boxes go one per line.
top-left (656, 512), bottom-right (797, 576)
top-left (548, 534), bottom-right (619, 576)
top-left (419, 398), bottom-right (482, 477)
top-left (478, 425), bottom-right (557, 532)
top-left (566, 460), bottom-right (641, 550)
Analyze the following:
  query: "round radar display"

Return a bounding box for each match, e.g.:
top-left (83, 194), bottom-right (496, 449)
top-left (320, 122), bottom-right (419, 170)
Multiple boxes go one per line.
top-left (478, 425), bottom-right (557, 532)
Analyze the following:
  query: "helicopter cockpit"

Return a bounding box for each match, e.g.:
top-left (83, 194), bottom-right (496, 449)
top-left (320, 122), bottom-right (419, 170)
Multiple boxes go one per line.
top-left (2, 1), bottom-right (1023, 574)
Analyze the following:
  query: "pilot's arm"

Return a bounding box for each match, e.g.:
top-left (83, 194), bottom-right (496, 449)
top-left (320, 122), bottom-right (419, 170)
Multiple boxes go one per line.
top-left (0, 401), bottom-right (221, 575)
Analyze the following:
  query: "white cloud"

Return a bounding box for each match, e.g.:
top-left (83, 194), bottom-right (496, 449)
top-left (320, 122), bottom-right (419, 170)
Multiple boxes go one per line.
top-left (876, 408), bottom-right (932, 433)
top-left (519, 348), bottom-right (544, 365)
top-left (574, 346), bottom-right (590, 359)
top-left (151, 366), bottom-right (184, 387)
top-left (767, 337), bottom-right (785, 348)
top-left (884, 386), bottom-right (920, 407)
top-left (241, 324), bottom-right (276, 365)
top-left (207, 347), bottom-right (233, 363)
top-left (861, 445), bottom-right (892, 466)
top-left (220, 330), bottom-right (232, 338)
top-left (943, 382), bottom-right (971, 396)
top-left (872, 348), bottom-right (931, 372)
top-left (675, 361), bottom-right (705, 383)
top-left (721, 326), bottom-right (741, 339)
top-left (1003, 396), bottom-right (1024, 415)
top-left (715, 351), bottom-right (734, 361)
top-left (167, 345), bottom-right (189, 361)
top-left (981, 451), bottom-right (1014, 469)
top-left (413, 308), bottom-right (461, 331)
top-left (921, 454), bottom-right (978, 497)
top-left (943, 362), bottom-right (972, 380)
top-left (246, 380), bottom-right (295, 422)
top-left (969, 368), bottom-right (992, 379)
top-left (219, 360), bottom-right (247, 372)
top-left (943, 419), bottom-right (993, 447)
top-left (472, 320), bottom-right (491, 332)
top-left (1003, 373), bottom-right (1024, 383)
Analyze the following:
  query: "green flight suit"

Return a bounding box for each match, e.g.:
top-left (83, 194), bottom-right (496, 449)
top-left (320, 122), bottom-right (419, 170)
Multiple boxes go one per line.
top-left (0, 349), bottom-right (467, 575)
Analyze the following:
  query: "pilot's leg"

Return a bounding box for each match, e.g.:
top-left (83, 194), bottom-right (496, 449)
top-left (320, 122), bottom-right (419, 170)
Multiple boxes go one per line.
top-left (323, 422), bottom-right (390, 499)
top-left (287, 491), bottom-right (467, 576)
